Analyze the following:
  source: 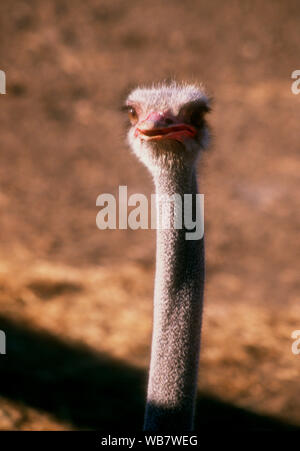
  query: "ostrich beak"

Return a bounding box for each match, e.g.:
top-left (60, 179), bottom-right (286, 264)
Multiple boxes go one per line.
top-left (135, 112), bottom-right (196, 142)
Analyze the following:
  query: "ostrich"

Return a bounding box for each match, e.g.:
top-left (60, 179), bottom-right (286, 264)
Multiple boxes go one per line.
top-left (124, 82), bottom-right (211, 431)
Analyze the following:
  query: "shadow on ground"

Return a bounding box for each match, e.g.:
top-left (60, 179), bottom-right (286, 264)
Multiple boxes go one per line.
top-left (0, 316), bottom-right (298, 431)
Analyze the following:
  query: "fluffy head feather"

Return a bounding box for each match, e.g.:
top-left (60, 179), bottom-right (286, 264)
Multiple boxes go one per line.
top-left (127, 81), bottom-right (210, 116)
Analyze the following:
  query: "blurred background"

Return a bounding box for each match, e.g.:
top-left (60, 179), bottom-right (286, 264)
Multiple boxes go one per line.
top-left (0, 0), bottom-right (299, 430)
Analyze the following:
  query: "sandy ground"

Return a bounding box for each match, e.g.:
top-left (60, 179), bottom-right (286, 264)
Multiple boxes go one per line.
top-left (0, 0), bottom-right (299, 430)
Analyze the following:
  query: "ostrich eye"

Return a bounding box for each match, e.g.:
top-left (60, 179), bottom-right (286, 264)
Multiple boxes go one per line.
top-left (127, 106), bottom-right (138, 125)
top-left (180, 101), bottom-right (210, 128)
top-left (190, 107), bottom-right (206, 127)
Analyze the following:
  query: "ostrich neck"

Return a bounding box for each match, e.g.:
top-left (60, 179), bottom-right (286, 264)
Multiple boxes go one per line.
top-left (144, 166), bottom-right (205, 431)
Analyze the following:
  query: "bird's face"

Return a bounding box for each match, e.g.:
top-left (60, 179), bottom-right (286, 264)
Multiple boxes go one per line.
top-left (125, 82), bottom-right (211, 172)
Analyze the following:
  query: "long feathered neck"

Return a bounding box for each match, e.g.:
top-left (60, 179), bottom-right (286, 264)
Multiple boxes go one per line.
top-left (144, 165), bottom-right (205, 431)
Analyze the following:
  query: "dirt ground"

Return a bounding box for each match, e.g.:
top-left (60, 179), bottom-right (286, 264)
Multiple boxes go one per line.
top-left (0, 0), bottom-right (299, 430)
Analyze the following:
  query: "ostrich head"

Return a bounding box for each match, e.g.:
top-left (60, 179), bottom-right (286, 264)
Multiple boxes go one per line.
top-left (125, 82), bottom-right (211, 173)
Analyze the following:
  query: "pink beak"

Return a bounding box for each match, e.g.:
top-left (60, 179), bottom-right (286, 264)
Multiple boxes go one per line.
top-left (135, 112), bottom-right (196, 143)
